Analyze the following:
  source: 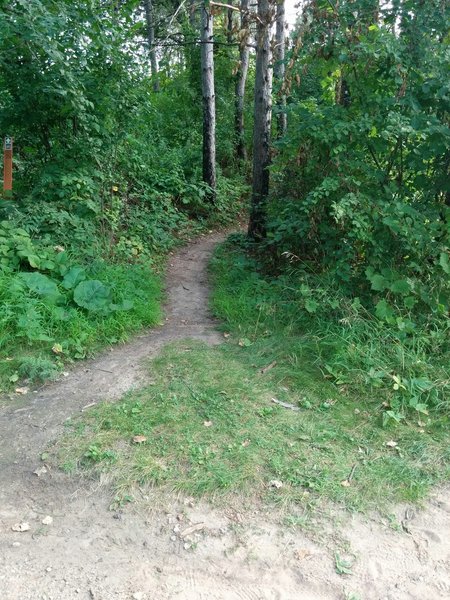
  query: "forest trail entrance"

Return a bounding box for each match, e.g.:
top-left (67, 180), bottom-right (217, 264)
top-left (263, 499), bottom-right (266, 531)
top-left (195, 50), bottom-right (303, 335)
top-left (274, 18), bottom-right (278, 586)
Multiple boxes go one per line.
top-left (0, 231), bottom-right (225, 486)
top-left (0, 232), bottom-right (449, 600)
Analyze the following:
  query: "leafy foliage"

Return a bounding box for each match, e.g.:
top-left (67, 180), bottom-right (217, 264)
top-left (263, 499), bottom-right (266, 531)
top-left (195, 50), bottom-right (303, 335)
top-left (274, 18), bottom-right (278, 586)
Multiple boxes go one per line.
top-left (269, 0), bottom-right (449, 334)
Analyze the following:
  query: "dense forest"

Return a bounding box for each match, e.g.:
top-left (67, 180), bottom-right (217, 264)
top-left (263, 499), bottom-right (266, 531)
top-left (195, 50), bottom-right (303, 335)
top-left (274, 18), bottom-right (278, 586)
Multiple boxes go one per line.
top-left (0, 0), bottom-right (449, 426)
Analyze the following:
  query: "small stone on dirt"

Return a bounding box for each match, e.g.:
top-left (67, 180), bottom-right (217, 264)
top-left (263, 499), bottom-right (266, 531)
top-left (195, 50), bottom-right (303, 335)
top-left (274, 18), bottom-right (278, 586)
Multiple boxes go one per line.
top-left (132, 593), bottom-right (145, 600)
top-left (33, 466), bottom-right (48, 477)
top-left (11, 522), bottom-right (30, 532)
top-left (180, 523), bottom-right (204, 538)
top-left (294, 548), bottom-right (312, 561)
top-left (42, 516), bottom-right (53, 525)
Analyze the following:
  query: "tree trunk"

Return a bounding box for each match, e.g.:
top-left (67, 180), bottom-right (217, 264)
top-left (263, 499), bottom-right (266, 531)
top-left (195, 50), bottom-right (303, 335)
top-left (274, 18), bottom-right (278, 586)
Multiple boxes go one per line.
top-left (143, 0), bottom-right (159, 92)
top-left (227, 6), bottom-right (234, 45)
top-left (248, 0), bottom-right (274, 240)
top-left (201, 3), bottom-right (216, 201)
top-left (235, 0), bottom-right (250, 162)
top-left (274, 0), bottom-right (286, 137)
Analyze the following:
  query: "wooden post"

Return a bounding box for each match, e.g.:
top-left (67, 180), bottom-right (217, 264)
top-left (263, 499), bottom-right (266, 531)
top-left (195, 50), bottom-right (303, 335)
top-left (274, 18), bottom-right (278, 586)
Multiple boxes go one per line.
top-left (3, 136), bottom-right (13, 196)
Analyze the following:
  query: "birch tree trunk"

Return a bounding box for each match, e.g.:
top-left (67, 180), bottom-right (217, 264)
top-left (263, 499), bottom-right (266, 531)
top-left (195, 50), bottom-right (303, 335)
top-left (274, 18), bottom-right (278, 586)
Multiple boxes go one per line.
top-left (235, 0), bottom-right (250, 161)
top-left (248, 0), bottom-right (274, 240)
top-left (274, 0), bottom-right (286, 137)
top-left (143, 0), bottom-right (159, 92)
top-left (201, 2), bottom-right (216, 201)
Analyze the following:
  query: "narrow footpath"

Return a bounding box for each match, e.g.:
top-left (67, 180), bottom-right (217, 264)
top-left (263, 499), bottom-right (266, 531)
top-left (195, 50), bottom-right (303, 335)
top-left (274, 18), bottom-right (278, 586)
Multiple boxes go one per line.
top-left (0, 232), bottom-right (449, 600)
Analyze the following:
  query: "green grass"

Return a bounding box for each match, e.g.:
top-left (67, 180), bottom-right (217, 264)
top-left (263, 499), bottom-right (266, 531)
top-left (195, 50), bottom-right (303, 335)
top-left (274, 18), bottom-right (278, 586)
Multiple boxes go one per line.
top-left (51, 237), bottom-right (449, 512)
top-left (210, 238), bottom-right (450, 420)
top-left (54, 338), bottom-right (449, 511)
top-left (0, 262), bottom-right (162, 390)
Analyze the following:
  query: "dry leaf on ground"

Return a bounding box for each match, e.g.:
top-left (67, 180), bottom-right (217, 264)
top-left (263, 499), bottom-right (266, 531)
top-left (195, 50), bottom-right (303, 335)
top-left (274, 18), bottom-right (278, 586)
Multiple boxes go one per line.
top-left (132, 435), bottom-right (147, 444)
top-left (180, 523), bottom-right (205, 538)
top-left (15, 387), bottom-right (29, 395)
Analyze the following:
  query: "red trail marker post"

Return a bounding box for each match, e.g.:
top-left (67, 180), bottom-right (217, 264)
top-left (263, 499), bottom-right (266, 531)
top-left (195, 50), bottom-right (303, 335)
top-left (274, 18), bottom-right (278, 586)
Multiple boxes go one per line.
top-left (3, 136), bottom-right (13, 197)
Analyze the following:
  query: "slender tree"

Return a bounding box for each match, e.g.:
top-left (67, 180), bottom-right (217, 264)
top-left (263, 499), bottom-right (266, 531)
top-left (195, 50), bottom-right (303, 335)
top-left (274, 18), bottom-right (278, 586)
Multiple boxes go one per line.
top-left (235, 0), bottom-right (250, 161)
top-left (274, 0), bottom-right (286, 137)
top-left (248, 0), bottom-right (274, 239)
top-left (143, 0), bottom-right (159, 91)
top-left (201, 1), bottom-right (216, 201)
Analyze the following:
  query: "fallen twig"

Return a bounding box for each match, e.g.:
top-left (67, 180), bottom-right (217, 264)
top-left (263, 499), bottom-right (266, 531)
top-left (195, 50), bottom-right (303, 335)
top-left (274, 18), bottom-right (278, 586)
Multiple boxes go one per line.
top-left (271, 397), bottom-right (300, 411)
top-left (347, 463), bottom-right (357, 483)
top-left (260, 360), bottom-right (277, 374)
top-left (180, 523), bottom-right (205, 538)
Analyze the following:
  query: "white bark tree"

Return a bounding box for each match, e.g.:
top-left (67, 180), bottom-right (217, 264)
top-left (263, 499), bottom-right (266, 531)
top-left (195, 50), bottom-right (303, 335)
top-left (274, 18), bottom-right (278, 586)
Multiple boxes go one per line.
top-left (274, 0), bottom-right (286, 137)
top-left (235, 0), bottom-right (250, 161)
top-left (143, 0), bottom-right (159, 92)
top-left (201, 1), bottom-right (216, 201)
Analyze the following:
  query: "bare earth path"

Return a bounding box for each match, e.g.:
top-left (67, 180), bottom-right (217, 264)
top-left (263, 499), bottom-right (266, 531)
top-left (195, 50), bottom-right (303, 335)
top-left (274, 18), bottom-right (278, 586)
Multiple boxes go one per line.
top-left (0, 232), bottom-right (449, 600)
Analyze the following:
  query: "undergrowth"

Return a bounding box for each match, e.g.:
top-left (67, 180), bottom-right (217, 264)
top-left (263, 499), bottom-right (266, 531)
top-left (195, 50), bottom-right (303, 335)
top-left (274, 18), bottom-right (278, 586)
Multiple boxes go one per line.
top-left (211, 237), bottom-right (450, 422)
top-left (0, 260), bottom-right (161, 390)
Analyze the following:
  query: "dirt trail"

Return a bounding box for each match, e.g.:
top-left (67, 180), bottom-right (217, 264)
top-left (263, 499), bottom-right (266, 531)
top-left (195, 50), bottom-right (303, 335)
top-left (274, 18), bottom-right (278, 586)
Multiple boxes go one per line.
top-left (0, 232), bottom-right (449, 600)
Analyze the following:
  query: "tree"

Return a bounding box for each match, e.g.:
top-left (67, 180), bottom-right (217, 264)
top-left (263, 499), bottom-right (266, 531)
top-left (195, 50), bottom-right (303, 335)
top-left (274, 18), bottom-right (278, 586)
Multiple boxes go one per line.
top-left (201, 1), bottom-right (216, 201)
top-left (235, 0), bottom-right (250, 161)
top-left (143, 0), bottom-right (159, 91)
top-left (274, 0), bottom-right (286, 137)
top-left (248, 0), bottom-right (274, 239)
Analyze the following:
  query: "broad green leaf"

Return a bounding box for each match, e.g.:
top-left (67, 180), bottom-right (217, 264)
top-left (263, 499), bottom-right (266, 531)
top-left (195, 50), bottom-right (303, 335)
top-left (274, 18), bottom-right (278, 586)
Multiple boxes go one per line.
top-left (62, 266), bottom-right (86, 290)
top-left (369, 274), bottom-right (387, 291)
top-left (390, 279), bottom-right (411, 294)
top-left (19, 272), bottom-right (60, 300)
top-left (73, 280), bottom-right (111, 312)
top-left (439, 252), bottom-right (449, 274)
top-left (110, 299), bottom-right (134, 311)
top-left (375, 299), bottom-right (394, 321)
top-left (305, 299), bottom-right (318, 313)
top-left (403, 296), bottom-right (417, 309)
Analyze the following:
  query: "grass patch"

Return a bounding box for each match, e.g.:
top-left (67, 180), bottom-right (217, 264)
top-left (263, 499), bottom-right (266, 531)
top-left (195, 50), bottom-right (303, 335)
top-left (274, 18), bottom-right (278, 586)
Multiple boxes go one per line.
top-left (54, 340), bottom-right (450, 512)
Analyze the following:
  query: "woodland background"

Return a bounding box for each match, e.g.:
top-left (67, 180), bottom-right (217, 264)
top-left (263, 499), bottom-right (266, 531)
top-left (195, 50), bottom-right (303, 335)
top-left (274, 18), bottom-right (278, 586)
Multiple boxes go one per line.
top-left (0, 0), bottom-right (449, 426)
